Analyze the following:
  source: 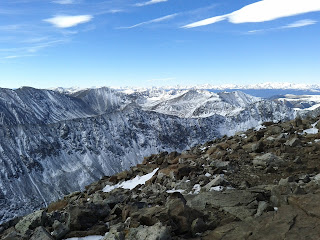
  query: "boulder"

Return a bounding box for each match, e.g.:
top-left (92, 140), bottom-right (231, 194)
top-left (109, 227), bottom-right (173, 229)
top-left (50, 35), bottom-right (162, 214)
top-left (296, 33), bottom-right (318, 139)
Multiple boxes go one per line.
top-left (30, 226), bottom-right (54, 240)
top-left (187, 190), bottom-right (258, 221)
top-left (255, 201), bottom-right (273, 217)
top-left (252, 140), bottom-right (264, 153)
top-left (126, 222), bottom-right (171, 240)
top-left (253, 153), bottom-right (284, 168)
top-left (15, 210), bottom-right (46, 236)
top-left (52, 220), bottom-right (69, 240)
top-left (102, 223), bottom-right (124, 240)
top-left (285, 137), bottom-right (301, 147)
top-left (204, 175), bottom-right (226, 191)
top-left (1, 228), bottom-right (25, 240)
top-left (191, 218), bottom-right (208, 236)
top-left (67, 204), bottom-right (102, 231)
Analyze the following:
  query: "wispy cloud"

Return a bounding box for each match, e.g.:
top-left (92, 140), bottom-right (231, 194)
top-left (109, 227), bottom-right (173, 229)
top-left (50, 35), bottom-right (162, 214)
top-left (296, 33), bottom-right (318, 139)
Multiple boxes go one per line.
top-left (108, 9), bottom-right (124, 14)
top-left (118, 13), bottom-right (178, 29)
top-left (136, 0), bottom-right (168, 7)
top-left (0, 24), bottom-right (23, 31)
top-left (26, 39), bottom-right (68, 53)
top-left (0, 39), bottom-right (68, 61)
top-left (44, 15), bottom-right (93, 28)
top-left (52, 0), bottom-right (75, 4)
top-left (248, 19), bottom-right (317, 34)
top-left (2, 54), bottom-right (34, 59)
top-left (183, 0), bottom-right (320, 28)
top-left (282, 19), bottom-right (317, 28)
top-left (22, 36), bottom-right (50, 44)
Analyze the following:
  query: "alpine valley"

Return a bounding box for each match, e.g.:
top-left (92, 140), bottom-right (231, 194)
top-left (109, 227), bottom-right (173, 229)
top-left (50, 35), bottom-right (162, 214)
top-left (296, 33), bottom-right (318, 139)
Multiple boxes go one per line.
top-left (0, 85), bottom-right (314, 225)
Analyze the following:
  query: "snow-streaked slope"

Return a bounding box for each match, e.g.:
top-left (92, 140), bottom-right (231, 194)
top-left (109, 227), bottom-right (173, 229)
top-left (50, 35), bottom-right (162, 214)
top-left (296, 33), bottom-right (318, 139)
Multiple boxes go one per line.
top-left (276, 94), bottom-right (320, 111)
top-left (0, 87), bottom-right (95, 125)
top-left (134, 89), bottom-right (261, 118)
top-left (0, 107), bottom-right (223, 223)
top-left (71, 87), bottom-right (130, 114)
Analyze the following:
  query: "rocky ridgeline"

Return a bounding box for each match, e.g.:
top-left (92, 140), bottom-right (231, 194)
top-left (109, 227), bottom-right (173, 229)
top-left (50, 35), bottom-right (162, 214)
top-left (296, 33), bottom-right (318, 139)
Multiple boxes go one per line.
top-left (2, 116), bottom-right (320, 239)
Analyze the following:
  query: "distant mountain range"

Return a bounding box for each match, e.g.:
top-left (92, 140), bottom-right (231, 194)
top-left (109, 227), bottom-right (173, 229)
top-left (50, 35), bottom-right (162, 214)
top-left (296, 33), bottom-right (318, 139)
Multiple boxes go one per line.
top-left (53, 82), bottom-right (320, 99)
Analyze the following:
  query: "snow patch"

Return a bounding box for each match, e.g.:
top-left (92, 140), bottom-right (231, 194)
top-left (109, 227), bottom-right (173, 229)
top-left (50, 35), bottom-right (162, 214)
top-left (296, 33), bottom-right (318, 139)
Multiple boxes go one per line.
top-left (303, 121), bottom-right (319, 135)
top-left (166, 189), bottom-right (185, 194)
top-left (191, 184), bottom-right (201, 194)
top-left (210, 186), bottom-right (224, 192)
top-left (254, 125), bottom-right (266, 131)
top-left (103, 168), bottom-right (159, 192)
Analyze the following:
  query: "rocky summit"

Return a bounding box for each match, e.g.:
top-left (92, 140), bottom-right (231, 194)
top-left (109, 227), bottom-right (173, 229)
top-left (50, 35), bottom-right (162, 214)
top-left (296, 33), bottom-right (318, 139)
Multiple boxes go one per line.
top-left (2, 115), bottom-right (320, 240)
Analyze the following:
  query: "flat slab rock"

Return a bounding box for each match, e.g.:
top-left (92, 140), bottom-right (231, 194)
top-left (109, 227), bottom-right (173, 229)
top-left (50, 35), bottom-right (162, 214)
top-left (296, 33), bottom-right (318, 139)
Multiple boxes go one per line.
top-left (204, 194), bottom-right (320, 240)
top-left (186, 189), bottom-right (259, 221)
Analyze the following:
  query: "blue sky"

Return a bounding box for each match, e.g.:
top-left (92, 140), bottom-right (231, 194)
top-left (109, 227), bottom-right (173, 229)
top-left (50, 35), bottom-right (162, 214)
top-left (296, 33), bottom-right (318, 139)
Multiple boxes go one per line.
top-left (0, 0), bottom-right (319, 89)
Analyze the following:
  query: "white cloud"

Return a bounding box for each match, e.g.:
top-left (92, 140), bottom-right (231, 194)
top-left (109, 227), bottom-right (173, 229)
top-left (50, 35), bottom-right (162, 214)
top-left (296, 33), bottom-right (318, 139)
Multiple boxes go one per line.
top-left (4, 55), bottom-right (19, 59)
top-left (282, 19), bottom-right (317, 28)
top-left (53, 0), bottom-right (75, 4)
top-left (26, 39), bottom-right (68, 53)
top-left (0, 24), bottom-right (22, 31)
top-left (136, 0), bottom-right (168, 7)
top-left (118, 13), bottom-right (178, 29)
top-left (183, 0), bottom-right (320, 28)
top-left (108, 9), bottom-right (123, 14)
top-left (44, 15), bottom-right (93, 28)
top-left (248, 19), bottom-right (317, 33)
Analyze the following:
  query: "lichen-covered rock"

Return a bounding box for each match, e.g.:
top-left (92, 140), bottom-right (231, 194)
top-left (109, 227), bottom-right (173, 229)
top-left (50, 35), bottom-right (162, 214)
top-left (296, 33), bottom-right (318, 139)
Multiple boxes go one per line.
top-left (15, 210), bottom-right (46, 236)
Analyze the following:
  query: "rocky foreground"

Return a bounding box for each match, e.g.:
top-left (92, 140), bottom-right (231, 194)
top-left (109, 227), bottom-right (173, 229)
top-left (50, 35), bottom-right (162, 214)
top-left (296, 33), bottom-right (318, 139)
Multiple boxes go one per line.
top-left (2, 116), bottom-right (320, 239)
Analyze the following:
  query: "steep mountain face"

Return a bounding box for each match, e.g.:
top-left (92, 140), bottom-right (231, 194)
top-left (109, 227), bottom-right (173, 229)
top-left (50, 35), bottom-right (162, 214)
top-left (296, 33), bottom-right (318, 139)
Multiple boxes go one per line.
top-left (71, 87), bottom-right (129, 114)
top-left (0, 87), bottom-right (95, 125)
top-left (2, 115), bottom-right (320, 239)
top-left (0, 87), bottom-right (295, 224)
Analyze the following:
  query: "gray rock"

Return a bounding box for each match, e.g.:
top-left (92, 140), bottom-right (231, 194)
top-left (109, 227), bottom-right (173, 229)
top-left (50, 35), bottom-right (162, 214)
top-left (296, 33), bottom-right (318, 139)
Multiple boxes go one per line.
top-left (126, 222), bottom-right (171, 240)
top-left (15, 210), bottom-right (46, 236)
top-left (103, 223), bottom-right (125, 240)
top-left (255, 201), bottom-right (271, 217)
top-left (252, 140), bottom-right (264, 153)
top-left (1, 229), bottom-right (25, 240)
top-left (103, 228), bottom-right (124, 240)
top-left (187, 190), bottom-right (258, 221)
top-left (253, 153), bottom-right (284, 168)
top-left (314, 173), bottom-right (320, 184)
top-left (67, 204), bottom-right (101, 231)
top-left (52, 220), bottom-right (69, 240)
top-left (285, 137), bottom-right (301, 147)
top-left (191, 218), bottom-right (208, 236)
top-left (293, 186), bottom-right (306, 195)
top-left (204, 175), bottom-right (226, 191)
top-left (211, 161), bottom-right (230, 170)
top-left (30, 226), bottom-right (54, 240)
